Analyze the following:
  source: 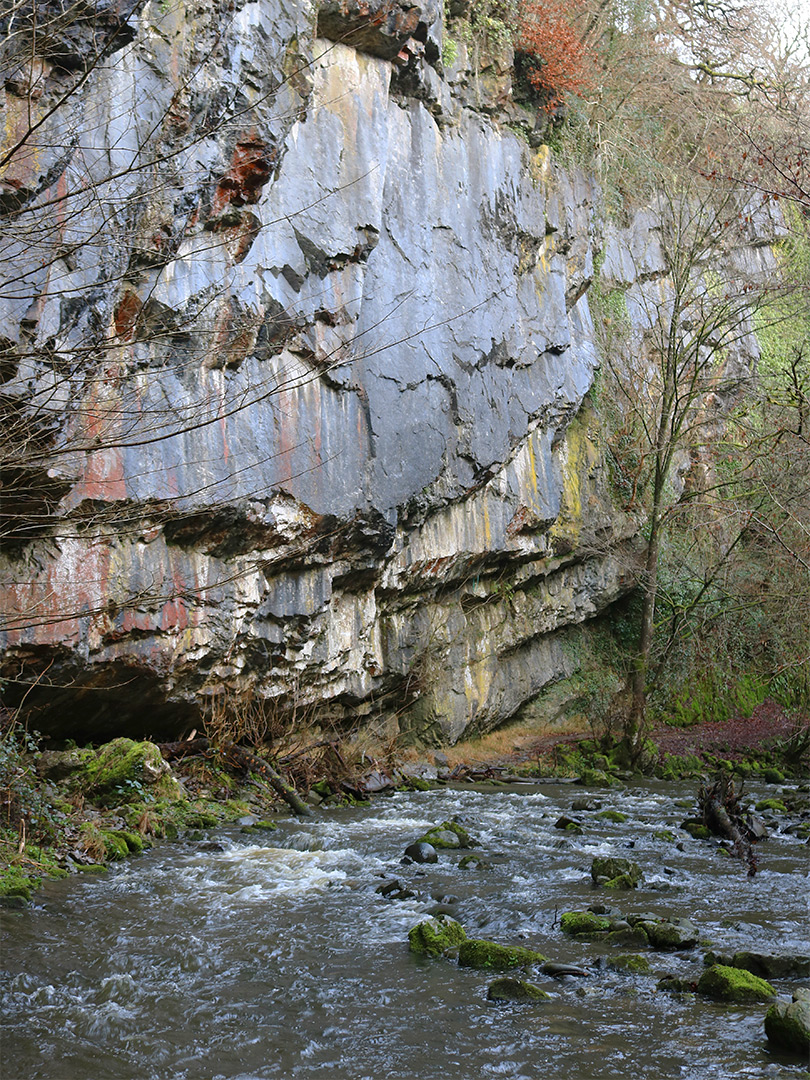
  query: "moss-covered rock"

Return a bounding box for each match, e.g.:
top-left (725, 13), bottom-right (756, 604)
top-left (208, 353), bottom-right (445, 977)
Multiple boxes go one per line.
top-left (458, 939), bottom-right (547, 971)
top-left (418, 821), bottom-right (473, 849)
top-left (657, 975), bottom-right (696, 993)
top-left (606, 925), bottom-right (650, 948)
top-left (408, 915), bottom-right (467, 957)
top-left (640, 919), bottom-right (698, 951)
top-left (579, 769), bottom-right (622, 788)
top-left (591, 856), bottom-right (642, 888)
top-left (0, 867), bottom-right (37, 904)
top-left (596, 810), bottom-right (628, 823)
top-left (100, 830), bottom-right (130, 860)
top-left (487, 978), bottom-right (552, 1002)
top-left (697, 964), bottom-right (776, 1003)
top-left (681, 820), bottom-right (712, 839)
top-left (765, 996), bottom-right (810, 1055)
top-left (755, 798), bottom-right (787, 813)
top-left (607, 953), bottom-right (652, 975)
top-left (560, 911), bottom-right (611, 936)
top-left (761, 768), bottom-right (785, 784)
top-left (78, 739), bottom-right (181, 806)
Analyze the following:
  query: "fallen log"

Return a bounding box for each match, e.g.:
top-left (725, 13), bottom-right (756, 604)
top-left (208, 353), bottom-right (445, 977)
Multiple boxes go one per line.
top-left (699, 775), bottom-right (757, 876)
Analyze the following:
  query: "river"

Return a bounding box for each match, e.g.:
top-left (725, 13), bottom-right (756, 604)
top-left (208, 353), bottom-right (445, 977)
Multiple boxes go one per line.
top-left (2, 779), bottom-right (808, 1079)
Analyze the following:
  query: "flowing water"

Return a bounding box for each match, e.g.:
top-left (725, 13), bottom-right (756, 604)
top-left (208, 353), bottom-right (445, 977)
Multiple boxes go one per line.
top-left (2, 780), bottom-right (808, 1080)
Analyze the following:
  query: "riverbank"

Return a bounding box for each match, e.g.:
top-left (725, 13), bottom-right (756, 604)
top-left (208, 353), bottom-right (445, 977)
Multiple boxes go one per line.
top-left (1, 701), bottom-right (807, 906)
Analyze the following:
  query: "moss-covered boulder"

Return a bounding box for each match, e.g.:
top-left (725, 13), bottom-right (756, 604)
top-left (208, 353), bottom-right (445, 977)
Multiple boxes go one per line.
top-left (78, 739), bottom-right (181, 805)
top-left (487, 978), bottom-right (552, 1002)
top-left (458, 939), bottom-right (547, 971)
top-left (607, 954), bottom-right (652, 975)
top-left (591, 856), bottom-right (642, 889)
top-left (641, 918), bottom-right (698, 950)
top-left (697, 964), bottom-right (776, 1003)
top-left (408, 915), bottom-right (467, 957)
top-left (755, 798), bottom-right (787, 813)
top-left (560, 911), bottom-right (611, 936)
top-left (765, 994), bottom-right (810, 1055)
top-left (761, 768), bottom-right (785, 784)
top-left (606, 925), bottom-right (650, 948)
top-left (596, 810), bottom-right (628, 823)
top-left (0, 867), bottom-right (38, 906)
top-left (418, 821), bottom-right (474, 849)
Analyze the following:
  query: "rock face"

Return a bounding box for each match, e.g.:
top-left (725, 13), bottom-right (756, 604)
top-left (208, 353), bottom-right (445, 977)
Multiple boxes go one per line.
top-left (0, 0), bottom-right (763, 742)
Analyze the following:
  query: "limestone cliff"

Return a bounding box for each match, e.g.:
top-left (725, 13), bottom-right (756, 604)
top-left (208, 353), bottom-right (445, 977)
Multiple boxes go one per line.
top-left (0, 0), bottom-right (641, 740)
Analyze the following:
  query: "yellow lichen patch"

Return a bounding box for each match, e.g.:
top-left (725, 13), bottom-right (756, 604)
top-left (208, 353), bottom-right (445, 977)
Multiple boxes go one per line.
top-left (550, 408), bottom-right (600, 548)
top-left (530, 145), bottom-right (552, 186)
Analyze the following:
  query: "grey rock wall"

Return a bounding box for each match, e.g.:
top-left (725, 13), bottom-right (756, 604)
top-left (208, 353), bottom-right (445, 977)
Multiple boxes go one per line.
top-left (0, 0), bottom-right (639, 741)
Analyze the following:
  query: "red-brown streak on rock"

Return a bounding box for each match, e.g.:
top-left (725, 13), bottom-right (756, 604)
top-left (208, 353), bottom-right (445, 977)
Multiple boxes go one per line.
top-left (74, 447), bottom-right (128, 504)
top-left (114, 292), bottom-right (142, 340)
top-left (160, 565), bottom-right (190, 632)
top-left (3, 537), bottom-right (113, 647)
top-left (212, 134), bottom-right (276, 215)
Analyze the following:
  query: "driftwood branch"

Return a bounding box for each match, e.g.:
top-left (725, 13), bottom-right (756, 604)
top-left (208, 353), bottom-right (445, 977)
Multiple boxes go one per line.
top-left (699, 774), bottom-right (758, 876)
top-left (157, 737), bottom-right (311, 817)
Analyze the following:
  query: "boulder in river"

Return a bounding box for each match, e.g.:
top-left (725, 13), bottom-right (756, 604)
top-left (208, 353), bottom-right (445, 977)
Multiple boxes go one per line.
top-left (560, 911), bottom-right (611, 936)
top-left (730, 951), bottom-right (810, 980)
top-left (696, 964), bottom-right (776, 1003)
top-left (487, 978), bottom-right (552, 1003)
top-left (765, 991), bottom-right (810, 1055)
top-left (591, 856), bottom-right (642, 889)
top-left (640, 918), bottom-right (698, 950)
top-left (408, 915), bottom-right (467, 957)
top-left (403, 842), bottom-right (438, 863)
top-left (458, 939), bottom-right (547, 971)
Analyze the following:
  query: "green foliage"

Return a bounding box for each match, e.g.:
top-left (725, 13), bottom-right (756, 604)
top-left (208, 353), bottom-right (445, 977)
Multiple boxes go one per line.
top-left (0, 723), bottom-right (60, 844)
top-left (657, 670), bottom-right (768, 729)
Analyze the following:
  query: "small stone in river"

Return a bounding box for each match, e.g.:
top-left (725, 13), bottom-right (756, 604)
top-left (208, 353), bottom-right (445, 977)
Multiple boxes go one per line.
top-left (458, 854), bottom-right (490, 870)
top-left (487, 977), bottom-right (552, 1003)
top-left (403, 842), bottom-right (438, 864)
top-left (376, 879), bottom-right (416, 901)
top-left (542, 962), bottom-right (590, 978)
top-left (571, 798), bottom-right (601, 812)
top-left (554, 815), bottom-right (581, 830)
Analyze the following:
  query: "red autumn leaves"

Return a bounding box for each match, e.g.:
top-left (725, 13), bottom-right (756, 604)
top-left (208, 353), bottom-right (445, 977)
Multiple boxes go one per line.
top-left (515, 0), bottom-right (593, 110)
